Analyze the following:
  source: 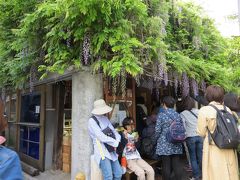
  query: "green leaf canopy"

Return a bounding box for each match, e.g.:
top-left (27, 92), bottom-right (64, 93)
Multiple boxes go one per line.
top-left (0, 0), bottom-right (238, 94)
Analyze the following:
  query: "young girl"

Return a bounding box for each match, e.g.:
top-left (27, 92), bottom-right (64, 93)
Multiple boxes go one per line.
top-left (121, 117), bottom-right (154, 180)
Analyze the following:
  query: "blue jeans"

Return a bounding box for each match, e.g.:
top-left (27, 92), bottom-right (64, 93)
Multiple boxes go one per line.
top-left (100, 158), bottom-right (122, 180)
top-left (0, 146), bottom-right (23, 180)
top-left (186, 136), bottom-right (203, 178)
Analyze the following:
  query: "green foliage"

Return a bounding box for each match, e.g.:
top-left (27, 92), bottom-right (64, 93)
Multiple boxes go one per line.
top-left (0, 0), bottom-right (238, 94)
top-left (17, 0), bottom-right (162, 79)
top-left (0, 0), bottom-right (39, 88)
top-left (165, 2), bottom-right (237, 92)
top-left (225, 37), bottom-right (240, 93)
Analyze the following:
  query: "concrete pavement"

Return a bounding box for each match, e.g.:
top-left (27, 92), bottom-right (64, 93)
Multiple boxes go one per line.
top-left (23, 170), bottom-right (71, 180)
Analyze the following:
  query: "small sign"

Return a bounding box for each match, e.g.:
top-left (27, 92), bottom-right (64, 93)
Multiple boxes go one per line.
top-left (6, 96), bottom-right (10, 102)
top-left (35, 106), bottom-right (40, 114)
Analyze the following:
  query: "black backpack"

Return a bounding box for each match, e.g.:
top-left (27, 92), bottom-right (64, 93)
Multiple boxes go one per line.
top-left (141, 137), bottom-right (154, 157)
top-left (208, 105), bottom-right (240, 149)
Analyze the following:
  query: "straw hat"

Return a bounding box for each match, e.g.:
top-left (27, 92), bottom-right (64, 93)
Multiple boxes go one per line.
top-left (91, 99), bottom-right (112, 115)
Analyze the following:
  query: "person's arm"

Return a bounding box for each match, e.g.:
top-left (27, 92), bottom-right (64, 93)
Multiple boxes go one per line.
top-left (109, 122), bottom-right (121, 143)
top-left (135, 137), bottom-right (141, 150)
top-left (121, 130), bottom-right (128, 145)
top-left (116, 131), bottom-right (128, 156)
top-left (88, 118), bottom-right (119, 147)
top-left (197, 108), bottom-right (207, 137)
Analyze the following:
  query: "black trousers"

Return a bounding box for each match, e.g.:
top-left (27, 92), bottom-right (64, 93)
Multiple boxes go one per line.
top-left (161, 155), bottom-right (183, 180)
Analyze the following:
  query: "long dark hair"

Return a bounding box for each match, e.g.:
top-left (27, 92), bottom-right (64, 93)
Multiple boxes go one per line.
top-left (224, 93), bottom-right (240, 112)
top-left (181, 96), bottom-right (195, 111)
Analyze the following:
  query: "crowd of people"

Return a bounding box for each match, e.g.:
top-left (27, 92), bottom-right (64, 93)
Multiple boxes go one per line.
top-left (88, 85), bottom-right (240, 180)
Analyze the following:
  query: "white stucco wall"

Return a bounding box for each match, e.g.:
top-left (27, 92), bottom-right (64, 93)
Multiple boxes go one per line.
top-left (71, 71), bottom-right (103, 180)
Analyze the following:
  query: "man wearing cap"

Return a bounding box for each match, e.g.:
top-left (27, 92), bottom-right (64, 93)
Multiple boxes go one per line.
top-left (88, 99), bottom-right (122, 180)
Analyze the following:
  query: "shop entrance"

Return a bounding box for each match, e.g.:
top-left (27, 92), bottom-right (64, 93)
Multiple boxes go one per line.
top-left (135, 80), bottom-right (175, 136)
top-left (45, 80), bottom-right (72, 173)
top-left (18, 86), bottom-right (45, 171)
top-left (62, 80), bottom-right (72, 173)
top-left (104, 76), bottom-right (175, 129)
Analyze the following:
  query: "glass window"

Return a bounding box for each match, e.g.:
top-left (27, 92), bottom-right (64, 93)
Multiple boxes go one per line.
top-left (20, 93), bottom-right (41, 123)
top-left (20, 126), bottom-right (40, 160)
top-left (19, 93), bottom-right (41, 160)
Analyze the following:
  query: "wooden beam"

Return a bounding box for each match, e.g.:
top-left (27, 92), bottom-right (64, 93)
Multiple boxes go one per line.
top-left (21, 161), bottom-right (40, 176)
top-left (52, 82), bottom-right (65, 170)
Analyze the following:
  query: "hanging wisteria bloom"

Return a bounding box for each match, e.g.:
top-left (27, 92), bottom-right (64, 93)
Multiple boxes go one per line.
top-left (153, 63), bottom-right (158, 81)
top-left (120, 70), bottom-right (126, 98)
top-left (161, 21), bottom-right (167, 35)
top-left (200, 80), bottom-right (206, 92)
top-left (29, 65), bottom-right (37, 93)
top-left (168, 72), bottom-right (173, 86)
top-left (192, 36), bottom-right (201, 50)
top-left (163, 70), bottom-right (168, 86)
top-left (191, 78), bottom-right (199, 97)
top-left (182, 72), bottom-right (190, 98)
top-left (112, 77), bottom-right (118, 97)
top-left (135, 75), bottom-right (141, 87)
top-left (66, 28), bottom-right (71, 48)
top-left (82, 33), bottom-right (90, 65)
top-left (158, 62), bottom-right (164, 80)
top-left (173, 72), bottom-right (179, 95)
top-left (141, 78), bottom-right (148, 89)
top-left (146, 77), bottom-right (154, 91)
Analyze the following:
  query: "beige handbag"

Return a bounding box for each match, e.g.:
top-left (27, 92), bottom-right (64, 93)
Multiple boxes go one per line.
top-left (90, 155), bottom-right (103, 180)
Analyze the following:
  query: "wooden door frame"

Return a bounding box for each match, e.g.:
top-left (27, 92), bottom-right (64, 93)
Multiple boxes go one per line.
top-left (17, 85), bottom-right (46, 171)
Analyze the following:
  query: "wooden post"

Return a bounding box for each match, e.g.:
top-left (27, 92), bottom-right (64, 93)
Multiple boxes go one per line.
top-left (52, 82), bottom-right (65, 170)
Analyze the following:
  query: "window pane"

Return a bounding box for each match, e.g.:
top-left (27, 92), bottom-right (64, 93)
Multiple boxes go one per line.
top-left (29, 127), bottom-right (39, 143)
top-left (19, 140), bottom-right (28, 155)
top-left (19, 126), bottom-right (40, 160)
top-left (29, 142), bottom-right (39, 160)
top-left (20, 126), bottom-right (28, 140)
top-left (20, 93), bottom-right (41, 123)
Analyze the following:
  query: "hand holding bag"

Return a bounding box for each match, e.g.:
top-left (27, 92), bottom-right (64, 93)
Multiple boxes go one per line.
top-left (92, 116), bottom-right (116, 152)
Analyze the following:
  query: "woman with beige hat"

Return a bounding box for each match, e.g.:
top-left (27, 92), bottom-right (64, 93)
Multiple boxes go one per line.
top-left (88, 99), bottom-right (122, 180)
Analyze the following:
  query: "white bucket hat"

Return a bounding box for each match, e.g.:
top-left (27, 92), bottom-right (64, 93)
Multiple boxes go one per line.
top-left (91, 99), bottom-right (112, 115)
